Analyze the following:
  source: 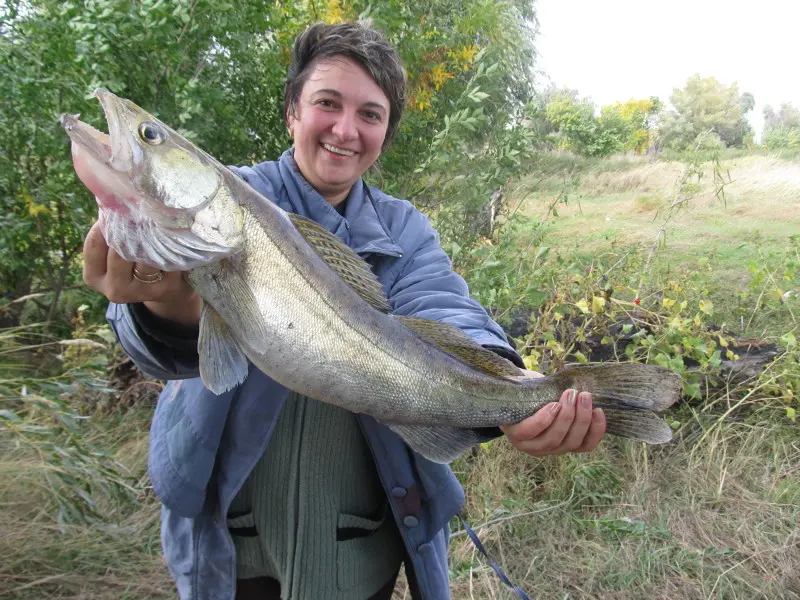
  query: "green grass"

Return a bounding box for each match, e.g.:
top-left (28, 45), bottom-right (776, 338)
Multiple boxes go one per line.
top-left (449, 409), bottom-right (800, 599)
top-left (513, 153), bottom-right (800, 337)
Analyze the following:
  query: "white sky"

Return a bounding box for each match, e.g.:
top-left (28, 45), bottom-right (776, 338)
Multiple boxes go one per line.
top-left (534, 0), bottom-right (800, 139)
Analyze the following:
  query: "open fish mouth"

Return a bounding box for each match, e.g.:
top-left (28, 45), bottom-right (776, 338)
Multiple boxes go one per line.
top-left (61, 88), bottom-right (137, 174)
top-left (60, 112), bottom-right (112, 162)
top-left (61, 88), bottom-right (245, 272)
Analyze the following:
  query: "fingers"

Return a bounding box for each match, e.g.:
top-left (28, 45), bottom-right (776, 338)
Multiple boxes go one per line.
top-left (558, 391), bottom-right (594, 450)
top-left (503, 389), bottom-right (606, 457)
top-left (577, 408), bottom-right (606, 452)
top-left (500, 402), bottom-right (562, 440)
top-left (82, 221), bottom-right (110, 286)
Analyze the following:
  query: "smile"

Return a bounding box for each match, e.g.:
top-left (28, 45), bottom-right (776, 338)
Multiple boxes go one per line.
top-left (322, 143), bottom-right (355, 157)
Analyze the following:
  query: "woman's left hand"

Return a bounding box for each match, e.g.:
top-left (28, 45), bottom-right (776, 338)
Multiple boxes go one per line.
top-left (499, 369), bottom-right (606, 456)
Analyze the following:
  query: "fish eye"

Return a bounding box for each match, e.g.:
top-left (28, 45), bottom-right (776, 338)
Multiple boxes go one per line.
top-left (138, 122), bottom-right (166, 145)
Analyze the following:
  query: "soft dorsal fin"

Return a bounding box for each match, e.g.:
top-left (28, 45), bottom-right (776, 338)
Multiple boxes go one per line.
top-left (288, 213), bottom-right (390, 313)
top-left (394, 315), bottom-right (522, 379)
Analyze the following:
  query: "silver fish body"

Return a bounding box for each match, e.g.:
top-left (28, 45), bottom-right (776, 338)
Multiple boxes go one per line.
top-left (63, 89), bottom-right (682, 462)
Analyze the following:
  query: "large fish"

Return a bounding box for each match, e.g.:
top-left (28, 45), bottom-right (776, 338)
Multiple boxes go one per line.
top-left (62, 89), bottom-right (682, 462)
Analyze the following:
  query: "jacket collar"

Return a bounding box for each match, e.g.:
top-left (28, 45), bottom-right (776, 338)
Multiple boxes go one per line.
top-left (277, 150), bottom-right (403, 258)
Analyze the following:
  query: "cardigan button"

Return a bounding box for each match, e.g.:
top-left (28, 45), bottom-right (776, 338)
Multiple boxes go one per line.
top-left (403, 515), bottom-right (419, 528)
top-left (391, 487), bottom-right (408, 498)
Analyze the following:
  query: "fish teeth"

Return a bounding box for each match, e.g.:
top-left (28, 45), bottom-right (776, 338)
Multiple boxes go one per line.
top-left (323, 143), bottom-right (355, 156)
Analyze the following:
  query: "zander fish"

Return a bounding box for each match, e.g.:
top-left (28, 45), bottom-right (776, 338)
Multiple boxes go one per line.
top-left (62, 89), bottom-right (682, 463)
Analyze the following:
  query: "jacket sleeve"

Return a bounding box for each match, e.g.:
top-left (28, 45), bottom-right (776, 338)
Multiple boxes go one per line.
top-left (106, 302), bottom-right (200, 380)
top-left (386, 211), bottom-right (523, 368)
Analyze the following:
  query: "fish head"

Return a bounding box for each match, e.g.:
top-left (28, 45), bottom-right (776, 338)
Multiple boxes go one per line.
top-left (62, 88), bottom-right (244, 271)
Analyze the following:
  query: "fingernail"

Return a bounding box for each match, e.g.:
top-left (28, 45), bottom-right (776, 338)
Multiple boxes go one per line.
top-left (580, 393), bottom-right (591, 409)
top-left (592, 408), bottom-right (604, 421)
top-left (567, 389), bottom-right (577, 406)
top-left (551, 403), bottom-right (562, 414)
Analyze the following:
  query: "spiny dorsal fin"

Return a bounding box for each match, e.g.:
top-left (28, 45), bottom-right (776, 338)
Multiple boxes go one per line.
top-left (395, 315), bottom-right (522, 379)
top-left (288, 213), bottom-right (389, 313)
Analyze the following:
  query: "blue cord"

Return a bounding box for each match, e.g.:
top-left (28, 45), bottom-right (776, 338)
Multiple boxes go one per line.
top-left (457, 513), bottom-right (531, 600)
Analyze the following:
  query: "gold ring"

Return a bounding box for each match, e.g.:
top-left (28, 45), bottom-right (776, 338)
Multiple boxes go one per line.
top-left (132, 266), bottom-right (164, 284)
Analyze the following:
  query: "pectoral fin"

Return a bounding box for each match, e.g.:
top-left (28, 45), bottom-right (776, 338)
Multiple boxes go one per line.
top-left (189, 259), bottom-right (270, 354)
top-left (388, 424), bottom-right (495, 464)
top-left (199, 303), bottom-right (250, 394)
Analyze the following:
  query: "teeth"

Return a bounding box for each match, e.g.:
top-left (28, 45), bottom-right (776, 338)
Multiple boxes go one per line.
top-left (323, 143), bottom-right (354, 156)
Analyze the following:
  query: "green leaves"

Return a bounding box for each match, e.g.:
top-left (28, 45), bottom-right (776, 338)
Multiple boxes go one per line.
top-left (1, 0), bottom-right (538, 326)
top-left (661, 75), bottom-right (755, 150)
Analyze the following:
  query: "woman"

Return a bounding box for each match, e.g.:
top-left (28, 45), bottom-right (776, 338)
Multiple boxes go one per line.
top-left (82, 21), bottom-right (605, 600)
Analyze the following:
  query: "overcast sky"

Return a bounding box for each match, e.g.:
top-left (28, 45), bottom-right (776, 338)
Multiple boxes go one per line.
top-left (534, 0), bottom-right (800, 139)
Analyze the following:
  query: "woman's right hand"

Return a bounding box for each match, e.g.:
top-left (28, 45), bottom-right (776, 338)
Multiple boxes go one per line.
top-left (82, 220), bottom-right (203, 327)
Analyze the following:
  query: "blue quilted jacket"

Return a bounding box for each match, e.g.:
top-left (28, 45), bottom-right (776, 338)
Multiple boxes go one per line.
top-left (108, 150), bottom-right (521, 600)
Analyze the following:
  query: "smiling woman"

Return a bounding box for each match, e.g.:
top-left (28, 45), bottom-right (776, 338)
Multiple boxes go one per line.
top-left (288, 57), bottom-right (389, 206)
top-left (72, 19), bottom-right (609, 600)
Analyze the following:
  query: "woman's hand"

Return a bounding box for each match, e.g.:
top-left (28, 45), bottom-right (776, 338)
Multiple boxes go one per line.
top-left (500, 369), bottom-right (606, 456)
top-left (82, 220), bottom-right (202, 326)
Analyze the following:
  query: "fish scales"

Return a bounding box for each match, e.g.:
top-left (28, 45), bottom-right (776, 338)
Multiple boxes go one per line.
top-left (62, 88), bottom-right (683, 462)
top-left (196, 202), bottom-right (546, 427)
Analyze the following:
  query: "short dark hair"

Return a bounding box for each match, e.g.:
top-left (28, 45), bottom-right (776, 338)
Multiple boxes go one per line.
top-left (284, 21), bottom-right (406, 150)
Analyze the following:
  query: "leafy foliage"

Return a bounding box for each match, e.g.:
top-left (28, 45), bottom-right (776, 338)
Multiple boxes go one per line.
top-left (0, 0), bottom-right (538, 326)
top-left (524, 87), bottom-right (662, 158)
top-left (660, 75), bottom-right (755, 150)
top-left (762, 103), bottom-right (800, 150)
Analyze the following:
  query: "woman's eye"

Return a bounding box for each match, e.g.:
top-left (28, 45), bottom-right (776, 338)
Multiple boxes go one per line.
top-left (317, 99), bottom-right (335, 108)
top-left (363, 111), bottom-right (381, 121)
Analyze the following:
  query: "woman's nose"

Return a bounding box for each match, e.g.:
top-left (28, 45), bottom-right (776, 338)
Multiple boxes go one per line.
top-left (331, 111), bottom-right (358, 142)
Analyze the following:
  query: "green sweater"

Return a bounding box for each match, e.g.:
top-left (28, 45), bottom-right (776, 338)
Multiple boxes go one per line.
top-left (228, 393), bottom-right (405, 599)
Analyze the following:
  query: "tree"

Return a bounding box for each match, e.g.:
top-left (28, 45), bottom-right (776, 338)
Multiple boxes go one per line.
top-left (762, 102), bottom-right (800, 150)
top-left (0, 0), bottom-right (539, 325)
top-left (660, 75), bottom-right (755, 150)
top-left (526, 88), bottom-right (662, 157)
top-left (598, 97), bottom-right (663, 155)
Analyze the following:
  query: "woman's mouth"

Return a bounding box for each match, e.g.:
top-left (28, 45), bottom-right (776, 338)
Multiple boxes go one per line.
top-left (322, 143), bottom-right (356, 157)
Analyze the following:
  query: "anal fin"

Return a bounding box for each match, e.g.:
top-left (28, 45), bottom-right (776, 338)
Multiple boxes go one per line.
top-left (199, 303), bottom-right (249, 394)
top-left (389, 424), bottom-right (496, 464)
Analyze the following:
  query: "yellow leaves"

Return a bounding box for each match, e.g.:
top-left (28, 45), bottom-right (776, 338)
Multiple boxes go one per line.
top-left (409, 86), bottom-right (433, 112)
top-left (617, 98), bottom-right (653, 120)
top-left (430, 64), bottom-right (454, 91)
top-left (22, 192), bottom-right (50, 217)
top-left (522, 353), bottom-right (539, 372)
top-left (576, 297), bottom-right (605, 314)
top-left (698, 299), bottom-right (713, 315)
top-left (320, 0), bottom-right (346, 24)
top-left (662, 297), bottom-right (676, 309)
top-left (591, 295), bottom-right (606, 314)
top-left (448, 44), bottom-right (479, 71)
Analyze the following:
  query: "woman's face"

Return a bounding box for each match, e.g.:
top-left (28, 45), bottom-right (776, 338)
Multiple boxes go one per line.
top-left (287, 56), bottom-right (390, 206)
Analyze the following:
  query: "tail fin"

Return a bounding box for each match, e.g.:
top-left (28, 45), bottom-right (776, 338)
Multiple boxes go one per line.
top-left (547, 364), bottom-right (681, 444)
top-left (600, 407), bottom-right (674, 444)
